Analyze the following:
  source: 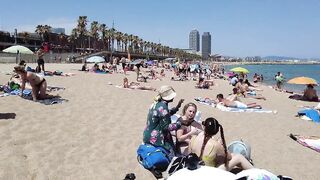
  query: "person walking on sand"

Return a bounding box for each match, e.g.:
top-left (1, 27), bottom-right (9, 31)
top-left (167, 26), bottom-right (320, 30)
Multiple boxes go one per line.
top-left (14, 65), bottom-right (47, 101)
top-left (35, 46), bottom-right (46, 73)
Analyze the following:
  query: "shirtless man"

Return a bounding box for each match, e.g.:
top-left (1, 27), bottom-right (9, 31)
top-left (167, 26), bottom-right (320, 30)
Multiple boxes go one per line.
top-left (36, 46), bottom-right (45, 72)
top-left (216, 94), bottom-right (261, 109)
top-left (14, 66), bottom-right (47, 101)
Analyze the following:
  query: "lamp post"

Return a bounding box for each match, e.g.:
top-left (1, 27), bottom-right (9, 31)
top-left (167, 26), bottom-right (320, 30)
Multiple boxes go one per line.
top-left (14, 28), bottom-right (17, 45)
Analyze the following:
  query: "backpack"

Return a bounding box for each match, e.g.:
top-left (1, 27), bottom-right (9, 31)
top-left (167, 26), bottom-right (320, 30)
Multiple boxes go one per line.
top-left (137, 144), bottom-right (171, 171)
top-left (227, 140), bottom-right (252, 162)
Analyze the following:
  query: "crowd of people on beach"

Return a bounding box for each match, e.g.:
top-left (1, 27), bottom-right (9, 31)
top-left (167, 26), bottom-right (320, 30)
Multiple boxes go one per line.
top-left (0, 49), bottom-right (318, 179)
top-left (137, 84), bottom-right (294, 179)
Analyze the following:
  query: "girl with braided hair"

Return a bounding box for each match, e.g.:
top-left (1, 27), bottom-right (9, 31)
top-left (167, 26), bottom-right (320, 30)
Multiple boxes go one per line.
top-left (188, 117), bottom-right (253, 171)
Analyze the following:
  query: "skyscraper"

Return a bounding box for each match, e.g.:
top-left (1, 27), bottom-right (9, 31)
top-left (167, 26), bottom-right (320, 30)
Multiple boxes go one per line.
top-left (189, 29), bottom-right (200, 52)
top-left (202, 32), bottom-right (211, 59)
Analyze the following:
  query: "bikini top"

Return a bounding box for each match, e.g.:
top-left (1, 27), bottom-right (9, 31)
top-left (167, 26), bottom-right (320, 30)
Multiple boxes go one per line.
top-left (190, 135), bottom-right (222, 167)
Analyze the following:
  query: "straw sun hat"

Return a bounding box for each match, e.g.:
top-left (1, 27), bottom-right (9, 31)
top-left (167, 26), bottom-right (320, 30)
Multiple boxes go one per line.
top-left (158, 85), bottom-right (176, 101)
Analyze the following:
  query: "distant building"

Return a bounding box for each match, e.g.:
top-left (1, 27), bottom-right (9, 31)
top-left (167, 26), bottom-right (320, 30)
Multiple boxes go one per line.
top-left (51, 28), bottom-right (65, 34)
top-left (189, 29), bottom-right (200, 52)
top-left (182, 48), bottom-right (202, 56)
top-left (202, 32), bottom-right (211, 59)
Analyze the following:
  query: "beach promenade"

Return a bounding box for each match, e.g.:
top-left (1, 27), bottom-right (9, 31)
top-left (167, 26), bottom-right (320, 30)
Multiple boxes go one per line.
top-left (0, 63), bottom-right (319, 179)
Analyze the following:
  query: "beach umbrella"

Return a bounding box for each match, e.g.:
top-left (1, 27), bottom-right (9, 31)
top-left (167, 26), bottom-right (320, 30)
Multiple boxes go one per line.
top-left (287, 76), bottom-right (318, 85)
top-left (2, 45), bottom-right (34, 54)
top-left (86, 56), bottom-right (105, 63)
top-left (230, 67), bottom-right (249, 74)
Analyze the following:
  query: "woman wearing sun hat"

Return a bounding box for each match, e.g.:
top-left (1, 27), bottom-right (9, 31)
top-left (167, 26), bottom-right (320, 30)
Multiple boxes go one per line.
top-left (143, 85), bottom-right (184, 156)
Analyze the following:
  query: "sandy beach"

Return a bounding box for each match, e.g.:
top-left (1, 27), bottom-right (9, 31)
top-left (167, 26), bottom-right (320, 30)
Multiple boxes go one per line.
top-left (0, 63), bottom-right (319, 180)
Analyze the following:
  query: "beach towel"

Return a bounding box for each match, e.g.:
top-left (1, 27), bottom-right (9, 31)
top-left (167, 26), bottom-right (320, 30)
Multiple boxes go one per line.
top-left (298, 109), bottom-right (320, 123)
top-left (63, 73), bottom-right (76, 76)
top-left (194, 97), bottom-right (215, 107)
top-left (289, 134), bottom-right (320, 153)
top-left (289, 94), bottom-right (320, 102)
top-left (216, 103), bottom-right (273, 113)
top-left (10, 89), bottom-right (32, 96)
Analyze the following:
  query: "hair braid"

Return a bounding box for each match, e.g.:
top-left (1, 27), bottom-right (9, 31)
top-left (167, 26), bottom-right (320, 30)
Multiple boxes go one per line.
top-left (219, 125), bottom-right (229, 167)
top-left (199, 133), bottom-right (212, 159)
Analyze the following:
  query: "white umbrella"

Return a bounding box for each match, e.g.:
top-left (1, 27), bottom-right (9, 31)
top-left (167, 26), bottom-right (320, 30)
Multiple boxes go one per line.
top-left (86, 56), bottom-right (105, 63)
top-left (2, 45), bottom-right (34, 54)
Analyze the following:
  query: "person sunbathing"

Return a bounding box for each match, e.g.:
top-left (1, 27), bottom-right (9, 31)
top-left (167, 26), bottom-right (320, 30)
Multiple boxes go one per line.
top-left (176, 103), bottom-right (203, 155)
top-left (226, 88), bottom-right (242, 102)
top-left (123, 78), bottom-right (156, 91)
top-left (243, 79), bottom-right (262, 91)
top-left (216, 94), bottom-right (262, 109)
top-left (196, 78), bottom-right (210, 89)
top-left (14, 65), bottom-right (48, 101)
top-left (302, 84), bottom-right (319, 102)
top-left (189, 117), bottom-right (254, 171)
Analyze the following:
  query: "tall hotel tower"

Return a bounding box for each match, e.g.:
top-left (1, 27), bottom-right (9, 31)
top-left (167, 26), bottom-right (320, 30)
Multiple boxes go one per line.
top-left (202, 32), bottom-right (211, 59)
top-left (189, 29), bottom-right (200, 52)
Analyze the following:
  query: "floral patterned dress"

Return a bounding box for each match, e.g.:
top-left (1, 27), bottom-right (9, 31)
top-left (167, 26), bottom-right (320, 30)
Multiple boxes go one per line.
top-left (143, 100), bottom-right (181, 152)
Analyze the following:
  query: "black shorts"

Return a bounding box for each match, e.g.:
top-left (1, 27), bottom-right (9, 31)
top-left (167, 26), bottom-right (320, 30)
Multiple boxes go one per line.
top-left (122, 63), bottom-right (126, 69)
top-left (37, 59), bottom-right (44, 65)
top-left (37, 79), bottom-right (46, 87)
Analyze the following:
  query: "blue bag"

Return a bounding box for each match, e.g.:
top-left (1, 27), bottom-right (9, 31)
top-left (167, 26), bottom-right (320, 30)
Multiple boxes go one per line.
top-left (137, 144), bottom-right (171, 171)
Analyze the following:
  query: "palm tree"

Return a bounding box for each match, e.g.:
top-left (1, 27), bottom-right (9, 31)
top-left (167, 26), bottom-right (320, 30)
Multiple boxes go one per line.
top-left (76, 16), bottom-right (88, 52)
top-left (109, 28), bottom-right (116, 52)
top-left (35, 25), bottom-right (51, 43)
top-left (115, 31), bottom-right (123, 51)
top-left (99, 23), bottom-right (107, 50)
top-left (58, 33), bottom-right (67, 53)
top-left (122, 33), bottom-right (128, 52)
top-left (42, 25), bottom-right (52, 42)
top-left (90, 21), bottom-right (99, 52)
top-left (35, 25), bottom-right (44, 41)
top-left (20, 32), bottom-right (30, 45)
top-left (127, 34), bottom-right (133, 52)
top-left (68, 28), bottom-right (78, 52)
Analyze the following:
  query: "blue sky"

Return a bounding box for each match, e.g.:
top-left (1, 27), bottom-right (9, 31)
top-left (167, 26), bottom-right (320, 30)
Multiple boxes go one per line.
top-left (1, 0), bottom-right (320, 58)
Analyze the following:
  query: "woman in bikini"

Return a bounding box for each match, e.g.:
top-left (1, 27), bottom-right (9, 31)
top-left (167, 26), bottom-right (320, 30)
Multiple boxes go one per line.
top-left (176, 103), bottom-right (203, 155)
top-left (123, 78), bottom-right (156, 91)
top-left (14, 65), bottom-right (47, 101)
top-left (189, 117), bottom-right (253, 171)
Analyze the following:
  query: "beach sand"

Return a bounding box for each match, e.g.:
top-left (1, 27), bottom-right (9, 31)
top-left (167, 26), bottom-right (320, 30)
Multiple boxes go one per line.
top-left (0, 63), bottom-right (319, 179)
